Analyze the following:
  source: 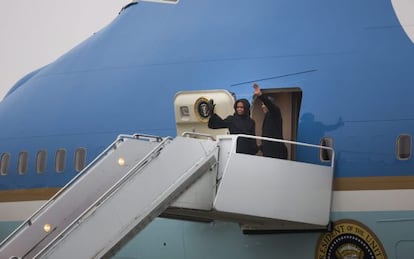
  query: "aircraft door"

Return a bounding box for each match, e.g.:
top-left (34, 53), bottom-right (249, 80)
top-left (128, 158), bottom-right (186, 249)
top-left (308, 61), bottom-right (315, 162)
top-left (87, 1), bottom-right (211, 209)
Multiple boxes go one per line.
top-left (174, 90), bottom-right (235, 138)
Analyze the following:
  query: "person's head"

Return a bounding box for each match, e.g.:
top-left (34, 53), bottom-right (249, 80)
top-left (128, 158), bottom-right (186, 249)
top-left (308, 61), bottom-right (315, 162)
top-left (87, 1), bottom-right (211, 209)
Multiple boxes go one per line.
top-left (261, 102), bottom-right (268, 113)
top-left (261, 96), bottom-right (275, 114)
top-left (234, 99), bottom-right (250, 116)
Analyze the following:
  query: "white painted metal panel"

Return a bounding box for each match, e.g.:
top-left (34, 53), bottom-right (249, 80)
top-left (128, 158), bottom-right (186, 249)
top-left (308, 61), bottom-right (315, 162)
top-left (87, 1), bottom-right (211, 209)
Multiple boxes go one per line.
top-left (214, 142), bottom-right (333, 226)
top-left (174, 89), bottom-right (235, 137)
top-left (0, 134), bottom-right (161, 259)
top-left (37, 137), bottom-right (217, 259)
top-left (171, 169), bottom-right (217, 210)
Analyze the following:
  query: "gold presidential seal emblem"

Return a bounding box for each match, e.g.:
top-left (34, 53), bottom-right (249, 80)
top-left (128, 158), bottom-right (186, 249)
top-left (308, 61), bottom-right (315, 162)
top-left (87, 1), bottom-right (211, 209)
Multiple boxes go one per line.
top-left (315, 219), bottom-right (387, 259)
top-left (194, 97), bottom-right (212, 122)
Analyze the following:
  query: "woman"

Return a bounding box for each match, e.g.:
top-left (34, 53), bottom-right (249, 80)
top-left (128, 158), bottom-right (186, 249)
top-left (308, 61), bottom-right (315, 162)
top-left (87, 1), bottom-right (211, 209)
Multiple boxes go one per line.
top-left (208, 98), bottom-right (258, 155)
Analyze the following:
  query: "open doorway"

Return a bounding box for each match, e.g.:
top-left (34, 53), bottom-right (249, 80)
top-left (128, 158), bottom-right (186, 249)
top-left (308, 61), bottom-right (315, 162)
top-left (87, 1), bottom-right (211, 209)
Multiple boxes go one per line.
top-left (251, 87), bottom-right (302, 160)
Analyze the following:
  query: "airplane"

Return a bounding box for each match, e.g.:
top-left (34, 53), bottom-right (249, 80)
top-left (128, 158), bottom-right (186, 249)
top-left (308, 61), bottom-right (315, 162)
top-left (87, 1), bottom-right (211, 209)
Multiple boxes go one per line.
top-left (0, 0), bottom-right (414, 258)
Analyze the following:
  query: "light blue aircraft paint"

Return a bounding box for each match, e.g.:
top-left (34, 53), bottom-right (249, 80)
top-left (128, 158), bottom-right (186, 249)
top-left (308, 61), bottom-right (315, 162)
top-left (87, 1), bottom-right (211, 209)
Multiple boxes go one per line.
top-left (0, 0), bottom-right (413, 258)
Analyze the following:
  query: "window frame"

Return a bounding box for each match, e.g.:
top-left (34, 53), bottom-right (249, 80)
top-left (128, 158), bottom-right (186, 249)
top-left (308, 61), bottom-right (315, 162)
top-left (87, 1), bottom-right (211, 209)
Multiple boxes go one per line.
top-left (320, 137), bottom-right (333, 162)
top-left (396, 134), bottom-right (412, 160)
top-left (0, 152), bottom-right (11, 176)
top-left (74, 147), bottom-right (87, 173)
top-left (55, 149), bottom-right (67, 173)
top-left (36, 150), bottom-right (47, 174)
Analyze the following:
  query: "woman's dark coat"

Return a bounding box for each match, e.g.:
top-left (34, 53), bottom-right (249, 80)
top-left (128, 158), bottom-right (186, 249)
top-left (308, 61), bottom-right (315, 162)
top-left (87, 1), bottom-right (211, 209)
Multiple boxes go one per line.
top-left (258, 95), bottom-right (287, 159)
top-left (208, 99), bottom-right (258, 155)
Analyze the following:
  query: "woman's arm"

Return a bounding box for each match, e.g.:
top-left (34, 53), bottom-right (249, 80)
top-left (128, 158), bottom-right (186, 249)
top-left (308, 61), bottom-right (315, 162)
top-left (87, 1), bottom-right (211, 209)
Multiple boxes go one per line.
top-left (208, 113), bottom-right (232, 129)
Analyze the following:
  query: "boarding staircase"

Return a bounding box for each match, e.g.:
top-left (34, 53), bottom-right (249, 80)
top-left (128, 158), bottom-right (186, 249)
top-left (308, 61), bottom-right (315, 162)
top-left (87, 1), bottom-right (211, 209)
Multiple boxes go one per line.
top-left (0, 133), bottom-right (334, 259)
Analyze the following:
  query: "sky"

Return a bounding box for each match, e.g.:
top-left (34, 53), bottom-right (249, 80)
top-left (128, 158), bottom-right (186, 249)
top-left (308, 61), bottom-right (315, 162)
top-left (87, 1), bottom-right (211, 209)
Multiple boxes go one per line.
top-left (0, 0), bottom-right (412, 101)
top-left (0, 0), bottom-right (131, 100)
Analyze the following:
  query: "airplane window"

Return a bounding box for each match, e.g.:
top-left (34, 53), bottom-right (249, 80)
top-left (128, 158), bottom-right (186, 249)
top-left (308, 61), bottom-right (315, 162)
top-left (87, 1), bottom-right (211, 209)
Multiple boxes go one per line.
top-left (320, 137), bottom-right (333, 162)
top-left (74, 148), bottom-right (87, 173)
top-left (397, 134), bottom-right (412, 160)
top-left (0, 153), bottom-right (11, 176)
top-left (18, 151), bottom-right (29, 175)
top-left (55, 149), bottom-right (66, 173)
top-left (36, 150), bottom-right (47, 174)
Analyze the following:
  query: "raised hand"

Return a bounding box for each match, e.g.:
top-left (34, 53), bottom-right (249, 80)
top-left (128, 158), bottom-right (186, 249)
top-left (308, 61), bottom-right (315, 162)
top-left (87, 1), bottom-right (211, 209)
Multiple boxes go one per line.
top-left (253, 83), bottom-right (262, 96)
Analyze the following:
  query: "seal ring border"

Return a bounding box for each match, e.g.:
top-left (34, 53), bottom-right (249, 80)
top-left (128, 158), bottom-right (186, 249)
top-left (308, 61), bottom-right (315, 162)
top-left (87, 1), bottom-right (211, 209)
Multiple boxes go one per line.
top-left (194, 96), bottom-right (211, 122)
top-left (315, 219), bottom-right (387, 259)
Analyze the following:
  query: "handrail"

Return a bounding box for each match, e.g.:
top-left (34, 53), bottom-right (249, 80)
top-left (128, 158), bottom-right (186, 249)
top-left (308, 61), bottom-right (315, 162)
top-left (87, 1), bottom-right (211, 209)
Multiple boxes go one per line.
top-left (0, 134), bottom-right (163, 248)
top-left (181, 131), bottom-right (216, 141)
top-left (132, 133), bottom-right (164, 142)
top-left (34, 136), bottom-right (173, 258)
top-left (218, 134), bottom-right (335, 168)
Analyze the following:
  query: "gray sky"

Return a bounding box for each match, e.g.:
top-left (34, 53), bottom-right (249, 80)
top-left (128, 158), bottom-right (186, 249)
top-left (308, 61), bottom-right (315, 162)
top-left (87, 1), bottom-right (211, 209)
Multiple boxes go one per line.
top-left (0, 0), bottom-right (412, 101)
top-left (0, 0), bottom-right (130, 100)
